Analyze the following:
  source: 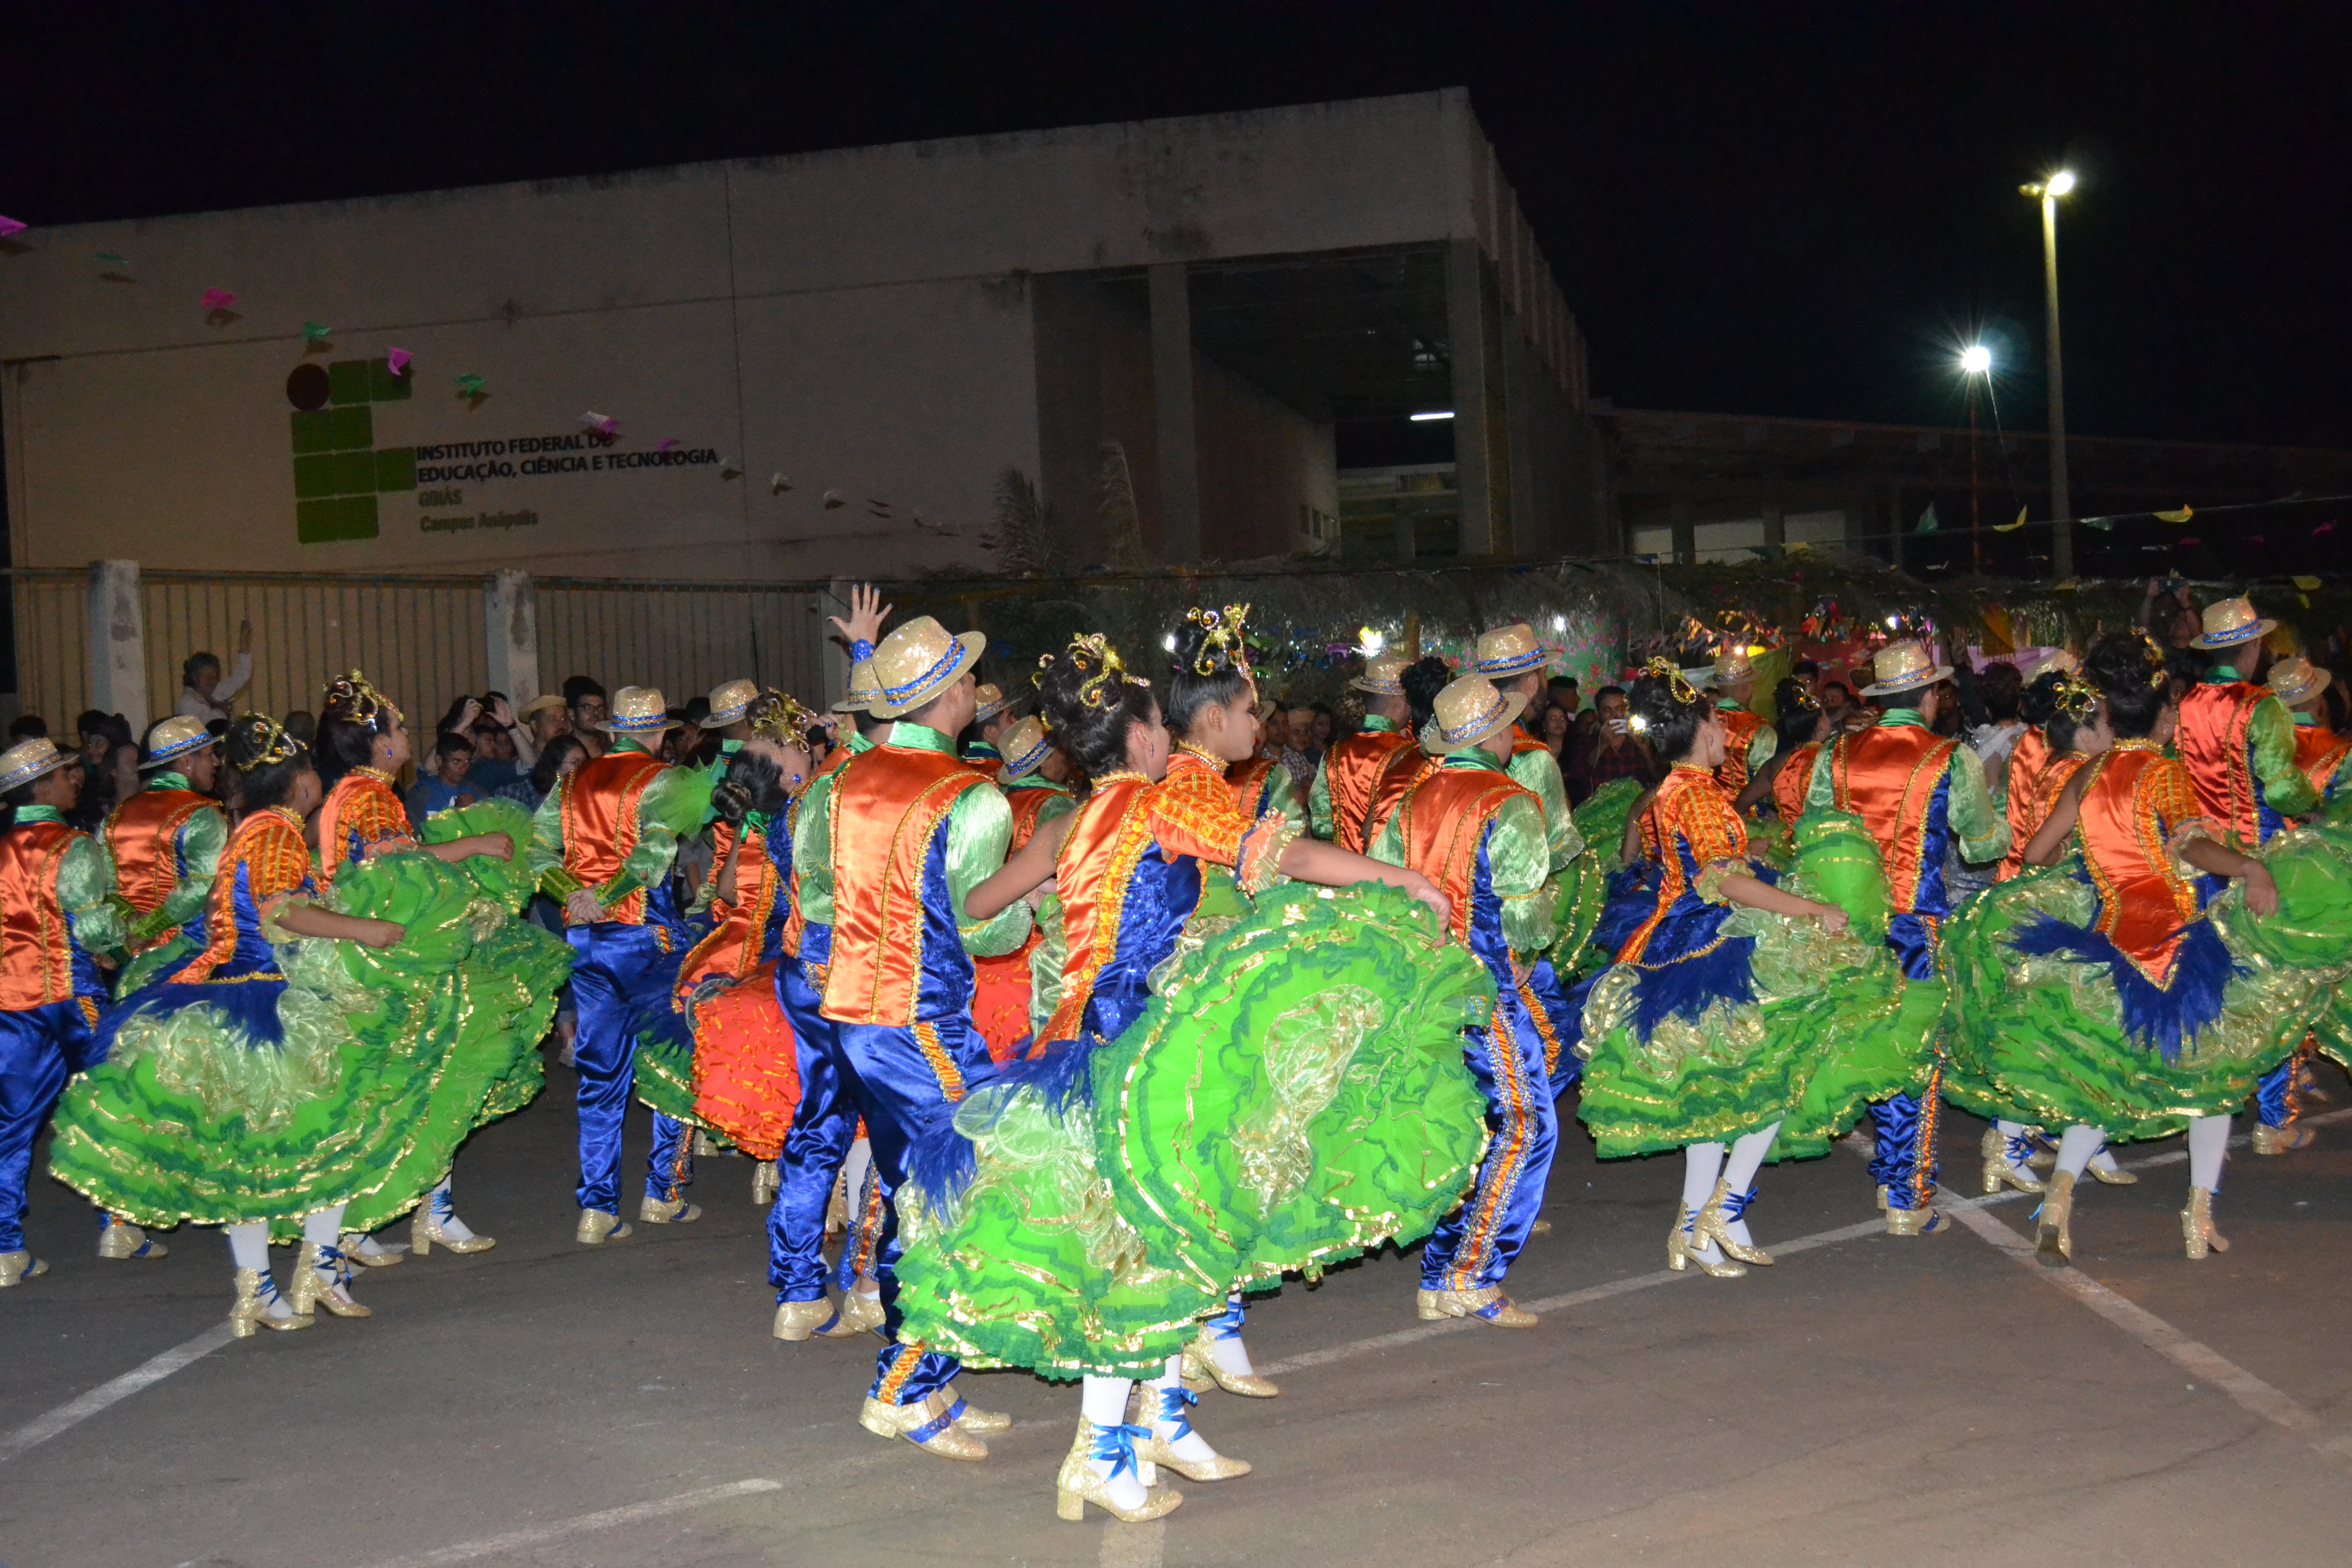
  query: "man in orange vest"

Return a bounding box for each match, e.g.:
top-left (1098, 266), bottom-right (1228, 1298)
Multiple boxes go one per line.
top-left (1310, 652), bottom-right (1416, 852)
top-left (530, 687), bottom-right (710, 1244)
top-left (1802, 641), bottom-right (2009, 1233)
top-left (791, 616), bottom-right (1034, 1460)
top-left (1697, 648), bottom-right (1776, 798)
top-left (2177, 599), bottom-right (2322, 1152)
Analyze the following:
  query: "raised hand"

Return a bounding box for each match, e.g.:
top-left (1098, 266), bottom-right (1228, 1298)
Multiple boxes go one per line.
top-left (826, 583), bottom-right (894, 652)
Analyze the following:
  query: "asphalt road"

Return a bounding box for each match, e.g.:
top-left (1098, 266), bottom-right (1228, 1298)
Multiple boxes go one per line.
top-left (6, 1057), bottom-right (2351, 1568)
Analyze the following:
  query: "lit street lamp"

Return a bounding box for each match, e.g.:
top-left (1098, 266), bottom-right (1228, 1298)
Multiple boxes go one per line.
top-left (2021, 170), bottom-right (2076, 576)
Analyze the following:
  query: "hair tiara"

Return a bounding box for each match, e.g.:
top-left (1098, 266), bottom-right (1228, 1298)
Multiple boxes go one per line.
top-left (1041, 632), bottom-right (1150, 710)
top-left (323, 669), bottom-right (397, 727)
top-left (232, 713), bottom-right (301, 772)
top-left (1184, 603), bottom-right (1254, 678)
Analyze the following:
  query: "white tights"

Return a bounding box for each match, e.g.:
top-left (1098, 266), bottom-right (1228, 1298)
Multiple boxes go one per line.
top-left (224, 1221), bottom-right (291, 1320)
top-left (1683, 1121), bottom-right (1780, 1256)
top-left (1079, 1354), bottom-right (1218, 1506)
top-left (2188, 1113), bottom-right (2229, 1191)
top-left (2053, 1124), bottom-right (2107, 1179)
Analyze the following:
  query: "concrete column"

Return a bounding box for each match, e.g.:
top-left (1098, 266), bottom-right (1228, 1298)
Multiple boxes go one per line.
top-left (1446, 239), bottom-right (1499, 556)
top-left (1147, 262), bottom-right (1202, 562)
top-left (483, 569), bottom-right (540, 706)
top-left (87, 559), bottom-right (149, 732)
top-left (1669, 499), bottom-right (1697, 566)
top-left (1761, 501), bottom-right (1786, 559)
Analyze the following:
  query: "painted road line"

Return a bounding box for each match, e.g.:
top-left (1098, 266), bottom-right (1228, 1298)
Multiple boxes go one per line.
top-left (364, 1478), bottom-right (783, 1567)
top-left (0, 1324), bottom-right (235, 1462)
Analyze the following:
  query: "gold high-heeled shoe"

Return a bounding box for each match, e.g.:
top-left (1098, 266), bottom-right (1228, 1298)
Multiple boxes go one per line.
top-left (1056, 1419), bottom-right (1183, 1522)
top-left (1694, 1176), bottom-right (1774, 1266)
top-left (1138, 1386), bottom-right (1250, 1480)
top-left (412, 1205), bottom-right (495, 1256)
top-left (1979, 1127), bottom-right (2045, 1195)
top-left (228, 1267), bottom-right (311, 1337)
top-left (752, 1160), bottom-right (780, 1207)
top-left (96, 1219), bottom-right (168, 1260)
top-left (288, 1242), bottom-right (372, 1319)
top-left (824, 1167), bottom-right (850, 1237)
top-left (2182, 1186), bottom-right (2230, 1260)
top-left (337, 1230), bottom-right (402, 1267)
top-left (1180, 1324), bottom-right (1286, 1389)
top-left (2085, 1159), bottom-right (2139, 1186)
top-left (1667, 1204), bottom-right (1698, 1270)
top-left (2034, 1170), bottom-right (2076, 1267)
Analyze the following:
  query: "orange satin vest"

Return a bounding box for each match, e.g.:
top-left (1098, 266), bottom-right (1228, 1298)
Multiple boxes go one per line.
top-left (2292, 722), bottom-right (2352, 799)
top-left (105, 787), bottom-right (216, 924)
top-left (0, 819), bottom-right (88, 1009)
top-left (1713, 706), bottom-right (1765, 795)
top-left (1828, 724), bottom-right (1958, 913)
top-left (1006, 784), bottom-right (1068, 853)
top-left (819, 744), bottom-right (989, 1026)
top-left (2075, 743), bottom-right (2203, 985)
top-left (177, 808), bottom-right (313, 985)
top-left (1997, 729), bottom-right (2090, 881)
top-left (316, 769), bottom-right (414, 887)
top-left (1320, 727), bottom-right (1414, 852)
top-left (1388, 765), bottom-right (1532, 947)
top-left (557, 749), bottom-right (671, 925)
top-left (1365, 741), bottom-right (1435, 851)
top-left (2175, 682), bottom-right (2268, 848)
top-left (678, 818), bottom-right (781, 996)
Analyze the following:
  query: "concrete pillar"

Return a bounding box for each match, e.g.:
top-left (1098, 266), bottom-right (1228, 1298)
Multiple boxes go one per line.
top-left (1147, 262), bottom-right (1202, 562)
top-left (1669, 499), bottom-right (1697, 567)
top-left (483, 569), bottom-right (540, 707)
top-left (1761, 501), bottom-right (1786, 559)
top-left (1446, 239), bottom-right (1500, 556)
top-left (87, 559), bottom-right (149, 732)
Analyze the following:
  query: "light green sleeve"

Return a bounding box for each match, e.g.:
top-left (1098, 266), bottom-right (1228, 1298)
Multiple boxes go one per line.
top-left (131, 806), bottom-right (226, 945)
top-left (1489, 792), bottom-right (1563, 955)
top-left (1308, 756), bottom-right (1336, 840)
top-left (793, 772), bottom-right (838, 925)
top-left (1366, 803), bottom-right (1406, 868)
top-left (1031, 791), bottom-right (1079, 832)
top-left (1507, 746), bottom-right (1584, 871)
top-left (60, 834), bottom-right (128, 953)
top-left (1263, 767), bottom-right (1307, 835)
top-left (948, 782), bottom-right (1032, 958)
top-left (1804, 742), bottom-right (1838, 814)
top-left (1945, 744), bottom-right (2011, 864)
top-left (1748, 725), bottom-right (1777, 773)
top-left (1028, 893), bottom-right (1067, 1036)
top-left (528, 787), bottom-right (569, 893)
top-left (2250, 695), bottom-right (2321, 817)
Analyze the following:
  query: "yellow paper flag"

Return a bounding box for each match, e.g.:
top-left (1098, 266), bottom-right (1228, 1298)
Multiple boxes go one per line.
top-left (2154, 505), bottom-right (2194, 525)
top-left (2293, 575), bottom-right (2322, 591)
top-left (1992, 506), bottom-right (2027, 533)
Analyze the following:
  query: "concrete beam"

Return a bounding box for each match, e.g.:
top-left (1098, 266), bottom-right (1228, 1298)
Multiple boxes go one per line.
top-left (1148, 262), bottom-right (1202, 562)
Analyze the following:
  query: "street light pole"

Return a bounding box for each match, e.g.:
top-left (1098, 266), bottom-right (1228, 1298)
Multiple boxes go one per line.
top-left (2023, 171), bottom-right (2076, 577)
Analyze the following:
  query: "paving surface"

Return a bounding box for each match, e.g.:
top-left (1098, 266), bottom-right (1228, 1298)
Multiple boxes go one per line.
top-left (6, 1057), bottom-right (2351, 1568)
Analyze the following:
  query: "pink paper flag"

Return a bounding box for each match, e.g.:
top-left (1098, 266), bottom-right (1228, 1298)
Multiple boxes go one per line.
top-left (0, 215), bottom-right (26, 238)
top-left (2316, 523), bottom-right (2339, 537)
top-left (201, 287), bottom-right (236, 310)
top-left (656, 437), bottom-right (679, 452)
top-left (387, 348), bottom-right (411, 376)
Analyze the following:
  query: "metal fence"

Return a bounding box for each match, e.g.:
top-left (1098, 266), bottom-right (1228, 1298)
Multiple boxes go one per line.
top-left (7, 565), bottom-right (839, 737)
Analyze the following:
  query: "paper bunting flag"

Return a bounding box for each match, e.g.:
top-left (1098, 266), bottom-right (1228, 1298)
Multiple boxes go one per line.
top-left (455, 373), bottom-right (486, 398)
top-left (2293, 575), bottom-right (2322, 591)
top-left (2154, 505), bottom-right (2194, 524)
top-left (578, 411), bottom-right (617, 434)
top-left (387, 348), bottom-right (411, 376)
top-left (201, 288), bottom-right (236, 310)
top-left (769, 473), bottom-right (792, 495)
top-left (1914, 502), bottom-right (1939, 535)
top-left (1992, 506), bottom-right (2027, 533)
top-left (94, 250), bottom-right (128, 267)
top-left (2316, 523), bottom-right (2339, 538)
top-left (2178, 535), bottom-right (2202, 548)
top-left (822, 489), bottom-right (845, 509)
top-left (0, 216), bottom-right (26, 238)
top-left (301, 320), bottom-right (330, 340)
top-left (656, 437), bottom-right (679, 452)
top-left (2081, 516), bottom-right (2114, 531)
top-left (718, 457), bottom-right (743, 480)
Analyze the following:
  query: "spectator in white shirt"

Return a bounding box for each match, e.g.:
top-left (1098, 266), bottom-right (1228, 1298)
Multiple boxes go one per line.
top-left (175, 620), bottom-right (254, 723)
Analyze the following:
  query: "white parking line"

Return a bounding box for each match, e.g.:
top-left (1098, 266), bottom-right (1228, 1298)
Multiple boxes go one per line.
top-left (0, 1324), bottom-right (234, 1462)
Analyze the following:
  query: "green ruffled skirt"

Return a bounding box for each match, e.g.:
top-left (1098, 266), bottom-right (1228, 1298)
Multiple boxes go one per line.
top-left (1940, 826), bottom-right (2352, 1140)
top-left (49, 844), bottom-right (568, 1233)
top-left (893, 881), bottom-right (1494, 1380)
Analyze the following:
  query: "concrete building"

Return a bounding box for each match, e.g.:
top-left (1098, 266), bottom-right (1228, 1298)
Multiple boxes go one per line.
top-left (0, 89), bottom-right (1598, 585)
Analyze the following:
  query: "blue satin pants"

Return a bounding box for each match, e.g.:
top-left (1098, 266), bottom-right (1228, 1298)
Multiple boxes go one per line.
top-left (2, 1000), bottom-right (93, 1253)
top-left (1422, 996), bottom-right (1558, 1292)
top-left (568, 922), bottom-right (670, 1215)
top-left (648, 1113), bottom-right (694, 1204)
top-left (1523, 956), bottom-right (1581, 1097)
top-left (1870, 914), bottom-right (1943, 1211)
top-left (2255, 1059), bottom-right (2296, 1129)
top-left (770, 957), bottom-right (856, 1296)
top-left (798, 1011), bottom-right (991, 1407)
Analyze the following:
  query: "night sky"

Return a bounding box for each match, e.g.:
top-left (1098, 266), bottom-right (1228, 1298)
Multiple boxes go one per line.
top-left (6, 2), bottom-right (2346, 449)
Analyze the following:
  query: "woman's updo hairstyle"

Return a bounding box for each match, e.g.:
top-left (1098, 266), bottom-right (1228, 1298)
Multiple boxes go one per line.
top-left (1772, 676), bottom-right (1822, 753)
top-left (2022, 667), bottom-right (2098, 753)
top-left (712, 691), bottom-right (820, 826)
top-left (315, 669), bottom-right (398, 789)
top-left (1164, 604), bottom-right (1255, 736)
top-left (1037, 633), bottom-right (1158, 779)
top-left (1400, 656), bottom-right (1453, 732)
top-left (2086, 632), bottom-right (2169, 739)
top-left (1628, 659), bottom-right (1714, 763)
top-left (226, 713), bottom-right (312, 812)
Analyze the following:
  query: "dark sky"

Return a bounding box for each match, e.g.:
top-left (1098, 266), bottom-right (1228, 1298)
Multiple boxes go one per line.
top-left (7, 2), bottom-right (2346, 447)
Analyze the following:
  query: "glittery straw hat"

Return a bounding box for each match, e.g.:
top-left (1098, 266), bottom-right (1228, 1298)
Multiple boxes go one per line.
top-left (705, 678), bottom-right (760, 727)
top-left (830, 659), bottom-right (879, 715)
top-left (596, 686), bottom-right (680, 736)
top-left (971, 682), bottom-right (1017, 725)
top-left (868, 616), bottom-right (986, 720)
top-left (0, 737), bottom-right (75, 792)
top-left (1706, 648), bottom-right (1759, 690)
top-left (139, 714), bottom-right (218, 770)
top-left (2190, 596), bottom-right (2278, 651)
top-left (1350, 652), bottom-right (1410, 696)
top-left (1858, 639), bottom-right (1955, 698)
top-left (1421, 673), bottom-right (1529, 756)
top-left (996, 715), bottom-right (1054, 780)
top-left (2265, 654), bottom-right (2332, 708)
top-left (1473, 622), bottom-right (1548, 679)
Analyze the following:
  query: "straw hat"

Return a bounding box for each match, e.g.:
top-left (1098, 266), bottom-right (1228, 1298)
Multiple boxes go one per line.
top-left (1704, 648), bottom-right (1758, 690)
top-left (0, 737), bottom-right (76, 793)
top-left (2190, 596), bottom-right (2278, 651)
top-left (1474, 623), bottom-right (1548, 679)
top-left (519, 693), bottom-right (568, 722)
top-left (139, 715), bottom-right (217, 770)
top-left (596, 686), bottom-right (680, 736)
top-left (705, 679), bottom-right (760, 727)
top-left (971, 682), bottom-right (1017, 725)
top-left (868, 617), bottom-right (986, 720)
top-left (830, 659), bottom-right (879, 715)
top-left (1350, 652), bottom-right (1410, 696)
top-left (2265, 654), bottom-right (2332, 709)
top-left (1420, 673), bottom-right (1529, 756)
top-left (1857, 640), bottom-right (1955, 698)
top-left (996, 715), bottom-right (1054, 780)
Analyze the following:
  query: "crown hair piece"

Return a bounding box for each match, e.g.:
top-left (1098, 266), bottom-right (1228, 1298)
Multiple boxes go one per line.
top-left (1061, 632), bottom-right (1150, 709)
top-left (1184, 603), bottom-right (1255, 678)
top-left (2051, 672), bottom-right (2099, 723)
top-left (232, 712), bottom-right (301, 771)
top-left (748, 690), bottom-right (823, 745)
top-left (1641, 657), bottom-right (1702, 707)
top-left (323, 668), bottom-right (396, 727)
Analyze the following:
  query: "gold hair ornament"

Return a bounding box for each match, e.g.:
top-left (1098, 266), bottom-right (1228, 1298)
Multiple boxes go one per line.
top-left (1641, 657), bottom-right (1702, 707)
top-left (232, 713), bottom-right (300, 772)
top-left (2137, 633), bottom-right (2168, 689)
top-left (2051, 672), bottom-right (2099, 724)
top-left (323, 669), bottom-right (397, 727)
top-left (1184, 603), bottom-right (1254, 678)
top-left (1049, 633), bottom-right (1150, 710)
top-left (748, 690), bottom-right (824, 745)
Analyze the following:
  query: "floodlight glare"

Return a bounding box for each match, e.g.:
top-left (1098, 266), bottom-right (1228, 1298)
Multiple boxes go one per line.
top-left (1409, 410), bottom-right (1455, 422)
top-left (1960, 345), bottom-right (1993, 375)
